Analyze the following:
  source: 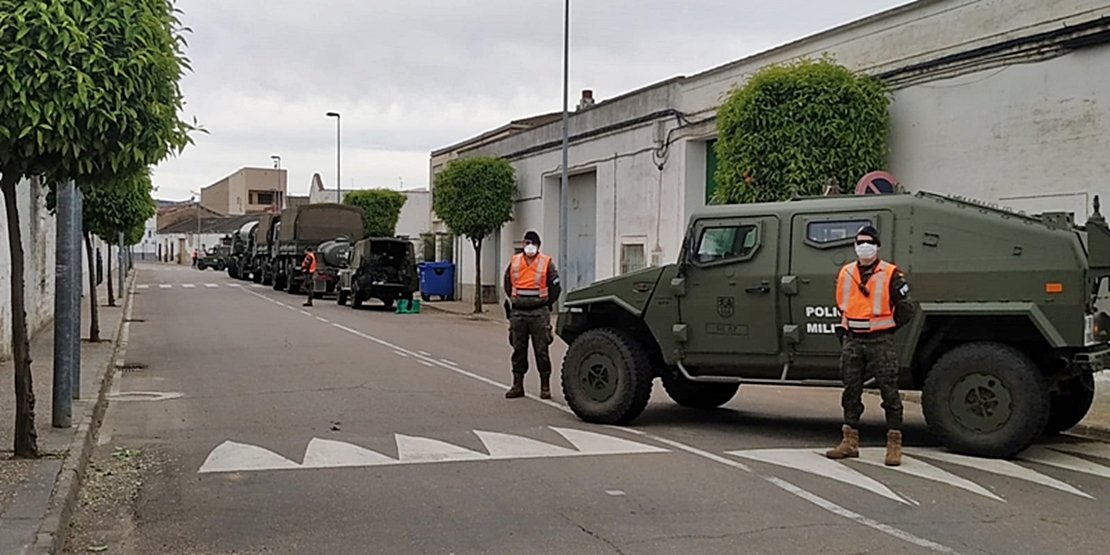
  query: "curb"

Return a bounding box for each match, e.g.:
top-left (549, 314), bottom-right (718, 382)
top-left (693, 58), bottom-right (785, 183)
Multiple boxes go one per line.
top-left (28, 271), bottom-right (136, 555)
top-left (421, 302), bottom-right (498, 322)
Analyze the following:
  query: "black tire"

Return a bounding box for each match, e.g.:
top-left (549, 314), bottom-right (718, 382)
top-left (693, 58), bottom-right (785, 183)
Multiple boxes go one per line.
top-left (351, 291), bottom-right (363, 309)
top-left (197, 263), bottom-right (206, 271)
top-left (286, 278), bottom-right (301, 295)
top-left (661, 368), bottom-right (740, 409)
top-left (560, 328), bottom-right (654, 425)
top-left (382, 298), bottom-right (395, 309)
top-left (252, 271), bottom-right (262, 284)
top-left (272, 274), bottom-right (284, 290)
top-left (1045, 373), bottom-right (1096, 434)
top-left (922, 342), bottom-right (1049, 458)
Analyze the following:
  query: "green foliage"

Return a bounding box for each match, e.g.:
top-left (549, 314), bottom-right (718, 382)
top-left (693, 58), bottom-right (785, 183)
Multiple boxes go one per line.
top-left (0, 0), bottom-right (198, 184)
top-left (343, 188), bottom-right (407, 237)
top-left (432, 157), bottom-right (516, 242)
top-left (122, 220), bottom-right (146, 246)
top-left (82, 167), bottom-right (157, 244)
top-left (713, 55), bottom-right (891, 203)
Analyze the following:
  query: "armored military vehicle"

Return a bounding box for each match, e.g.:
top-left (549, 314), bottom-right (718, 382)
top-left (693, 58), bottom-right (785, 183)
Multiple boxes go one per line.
top-left (196, 245), bottom-right (230, 271)
top-left (227, 220), bottom-right (259, 280)
top-left (337, 237), bottom-right (418, 308)
top-left (557, 190), bottom-right (1110, 458)
top-left (270, 204), bottom-right (364, 295)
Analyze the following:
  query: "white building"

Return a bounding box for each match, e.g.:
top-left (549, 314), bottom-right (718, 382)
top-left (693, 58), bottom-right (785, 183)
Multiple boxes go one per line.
top-left (433, 0), bottom-right (1110, 304)
top-left (307, 173), bottom-right (348, 204)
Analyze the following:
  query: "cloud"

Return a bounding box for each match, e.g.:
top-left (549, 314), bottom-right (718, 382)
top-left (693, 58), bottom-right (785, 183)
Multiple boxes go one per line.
top-left (153, 0), bottom-right (913, 201)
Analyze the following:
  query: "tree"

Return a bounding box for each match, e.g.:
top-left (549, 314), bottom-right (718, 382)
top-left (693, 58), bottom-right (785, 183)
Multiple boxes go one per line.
top-left (0, 0), bottom-right (196, 457)
top-left (432, 157), bottom-right (516, 314)
top-left (713, 55), bottom-right (891, 204)
top-left (82, 169), bottom-right (157, 342)
top-left (343, 189), bottom-right (407, 237)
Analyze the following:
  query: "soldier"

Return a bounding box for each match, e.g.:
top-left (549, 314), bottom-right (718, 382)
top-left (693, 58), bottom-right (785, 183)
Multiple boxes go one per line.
top-left (301, 246), bottom-right (318, 307)
top-left (503, 231), bottom-right (562, 400)
top-left (826, 225), bottom-right (914, 466)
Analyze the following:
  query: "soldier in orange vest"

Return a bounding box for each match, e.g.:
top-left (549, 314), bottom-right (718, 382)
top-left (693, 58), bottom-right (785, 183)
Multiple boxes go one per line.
top-left (301, 246), bottom-right (318, 307)
top-left (826, 225), bottom-right (914, 466)
top-left (503, 231), bottom-right (561, 399)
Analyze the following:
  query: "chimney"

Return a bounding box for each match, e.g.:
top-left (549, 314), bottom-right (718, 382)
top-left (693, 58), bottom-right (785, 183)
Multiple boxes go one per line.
top-left (576, 89), bottom-right (595, 111)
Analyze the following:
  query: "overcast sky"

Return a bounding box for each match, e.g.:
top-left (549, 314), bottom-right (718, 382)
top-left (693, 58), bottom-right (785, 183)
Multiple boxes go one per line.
top-left (151, 0), bottom-right (913, 201)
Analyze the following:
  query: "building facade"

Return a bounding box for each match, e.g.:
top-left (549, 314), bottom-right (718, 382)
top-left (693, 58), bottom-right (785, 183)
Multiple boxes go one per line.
top-left (434, 0), bottom-right (1110, 303)
top-left (201, 167), bottom-right (288, 215)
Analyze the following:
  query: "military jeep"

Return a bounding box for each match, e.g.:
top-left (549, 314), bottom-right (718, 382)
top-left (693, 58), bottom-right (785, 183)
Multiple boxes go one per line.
top-left (556, 190), bottom-right (1110, 458)
top-left (196, 246), bottom-right (229, 271)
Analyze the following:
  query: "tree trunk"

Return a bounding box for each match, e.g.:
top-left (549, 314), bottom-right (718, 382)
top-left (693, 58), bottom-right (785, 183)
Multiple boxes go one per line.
top-left (106, 243), bottom-right (115, 307)
top-left (85, 233), bottom-right (101, 342)
top-left (1, 172), bottom-right (39, 458)
top-left (473, 238), bottom-right (482, 314)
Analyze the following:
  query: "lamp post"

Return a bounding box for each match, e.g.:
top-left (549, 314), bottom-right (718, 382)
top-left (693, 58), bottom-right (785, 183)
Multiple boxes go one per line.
top-left (326, 111), bottom-right (341, 203)
top-left (558, 0), bottom-right (570, 304)
top-left (190, 189), bottom-right (200, 265)
top-left (271, 154), bottom-right (282, 212)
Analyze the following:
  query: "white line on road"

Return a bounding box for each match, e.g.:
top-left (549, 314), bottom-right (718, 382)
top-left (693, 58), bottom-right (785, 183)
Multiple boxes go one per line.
top-left (205, 283), bottom-right (219, 288)
top-left (419, 361), bottom-right (435, 368)
top-left (137, 285), bottom-right (150, 289)
top-left (299, 310), bottom-right (311, 316)
top-left (606, 490), bottom-right (626, 496)
top-left (159, 284), bottom-right (172, 289)
top-left (417, 350), bottom-right (432, 356)
top-left (393, 351), bottom-right (409, 358)
top-left (439, 359), bottom-right (458, 366)
top-left (316, 317), bottom-right (329, 323)
top-left (227, 284), bottom-right (242, 288)
top-left (182, 284), bottom-right (196, 289)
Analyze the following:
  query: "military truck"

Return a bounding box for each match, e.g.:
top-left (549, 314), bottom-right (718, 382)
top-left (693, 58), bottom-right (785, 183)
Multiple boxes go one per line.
top-left (270, 204), bottom-right (364, 296)
top-left (337, 237), bottom-right (418, 308)
top-left (556, 190), bottom-right (1110, 458)
top-left (227, 220), bottom-right (259, 280)
top-left (252, 213), bottom-right (279, 284)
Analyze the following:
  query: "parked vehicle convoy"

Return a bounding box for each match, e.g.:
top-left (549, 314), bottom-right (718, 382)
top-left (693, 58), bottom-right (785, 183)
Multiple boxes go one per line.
top-left (337, 237), bottom-right (418, 308)
top-left (269, 203), bottom-right (364, 296)
top-left (227, 220), bottom-right (258, 280)
top-left (555, 189), bottom-right (1110, 458)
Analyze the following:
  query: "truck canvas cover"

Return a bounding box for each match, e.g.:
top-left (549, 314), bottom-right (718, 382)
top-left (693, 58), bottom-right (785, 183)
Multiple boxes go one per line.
top-left (277, 204), bottom-right (364, 243)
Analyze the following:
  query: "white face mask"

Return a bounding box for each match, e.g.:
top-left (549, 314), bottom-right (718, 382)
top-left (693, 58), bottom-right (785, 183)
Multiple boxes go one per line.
top-left (855, 243), bottom-right (878, 262)
top-left (524, 244), bottom-right (539, 256)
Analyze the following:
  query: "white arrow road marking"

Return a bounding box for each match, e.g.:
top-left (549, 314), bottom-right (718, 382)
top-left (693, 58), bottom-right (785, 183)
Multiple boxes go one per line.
top-left (854, 448), bottom-right (1004, 502)
top-left (907, 447), bottom-right (1093, 499)
top-left (1017, 445), bottom-right (1110, 480)
top-left (1048, 442), bottom-right (1110, 461)
top-left (552, 427), bottom-right (669, 456)
top-left (727, 449), bottom-right (907, 504)
top-left (395, 434), bottom-right (489, 463)
top-left (474, 430), bottom-right (578, 458)
top-left (301, 438), bottom-right (396, 469)
top-left (199, 441), bottom-right (300, 473)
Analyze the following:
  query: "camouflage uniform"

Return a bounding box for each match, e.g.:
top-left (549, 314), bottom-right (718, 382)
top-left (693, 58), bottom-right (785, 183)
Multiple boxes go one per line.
top-left (503, 259), bottom-right (562, 378)
top-left (838, 262), bottom-right (914, 429)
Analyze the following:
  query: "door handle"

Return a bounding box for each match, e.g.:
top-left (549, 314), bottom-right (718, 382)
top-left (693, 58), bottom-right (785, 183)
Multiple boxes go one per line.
top-left (745, 285), bottom-right (771, 294)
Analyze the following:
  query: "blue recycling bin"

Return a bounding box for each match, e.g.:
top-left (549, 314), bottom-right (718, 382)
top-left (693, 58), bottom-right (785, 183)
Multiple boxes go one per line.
top-left (419, 261), bottom-right (455, 301)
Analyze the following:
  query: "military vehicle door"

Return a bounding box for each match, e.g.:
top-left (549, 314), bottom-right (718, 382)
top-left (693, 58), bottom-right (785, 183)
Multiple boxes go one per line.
top-left (679, 215), bottom-right (780, 356)
top-left (787, 210), bottom-right (894, 356)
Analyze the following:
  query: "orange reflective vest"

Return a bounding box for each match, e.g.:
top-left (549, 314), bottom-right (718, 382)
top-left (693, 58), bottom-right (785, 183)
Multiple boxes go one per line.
top-left (302, 252), bottom-right (317, 274)
top-left (837, 261), bottom-right (898, 333)
top-left (510, 253), bottom-right (551, 299)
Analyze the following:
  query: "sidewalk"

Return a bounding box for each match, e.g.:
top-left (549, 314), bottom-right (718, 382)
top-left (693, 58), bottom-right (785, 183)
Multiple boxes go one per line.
top-left (0, 271), bottom-right (134, 554)
top-left (421, 300), bottom-right (507, 322)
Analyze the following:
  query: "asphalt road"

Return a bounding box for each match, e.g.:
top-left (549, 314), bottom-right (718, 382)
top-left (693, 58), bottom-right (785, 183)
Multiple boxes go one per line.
top-left (67, 263), bottom-right (1110, 555)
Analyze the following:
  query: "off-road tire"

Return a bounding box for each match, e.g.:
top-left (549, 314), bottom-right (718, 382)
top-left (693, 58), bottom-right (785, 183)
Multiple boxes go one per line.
top-left (197, 263), bottom-right (206, 271)
top-left (337, 291), bottom-right (349, 306)
top-left (661, 368), bottom-right (740, 409)
top-left (561, 328), bottom-right (654, 425)
top-left (272, 274), bottom-right (284, 290)
top-left (1045, 373), bottom-right (1096, 434)
top-left (252, 270), bottom-right (262, 284)
top-left (923, 342), bottom-right (1049, 458)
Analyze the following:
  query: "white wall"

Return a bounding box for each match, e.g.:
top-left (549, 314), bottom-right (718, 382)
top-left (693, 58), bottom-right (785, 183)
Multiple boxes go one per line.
top-left (396, 189), bottom-right (430, 239)
top-left (1, 177), bottom-right (95, 360)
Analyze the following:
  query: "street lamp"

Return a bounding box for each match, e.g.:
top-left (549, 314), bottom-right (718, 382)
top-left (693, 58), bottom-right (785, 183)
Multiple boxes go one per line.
top-left (558, 0), bottom-right (570, 304)
top-left (190, 189), bottom-right (200, 265)
top-left (326, 111), bottom-right (341, 204)
top-left (271, 154), bottom-right (282, 212)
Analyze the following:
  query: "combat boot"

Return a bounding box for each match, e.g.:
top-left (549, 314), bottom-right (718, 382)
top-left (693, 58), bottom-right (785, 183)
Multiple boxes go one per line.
top-left (505, 373), bottom-right (525, 399)
top-left (825, 424), bottom-right (860, 459)
top-left (885, 429), bottom-right (902, 466)
top-left (539, 374), bottom-right (551, 400)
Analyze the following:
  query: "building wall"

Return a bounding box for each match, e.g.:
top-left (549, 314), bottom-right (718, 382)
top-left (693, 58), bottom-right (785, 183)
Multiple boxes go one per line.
top-left (1, 177), bottom-right (95, 360)
top-left (202, 178), bottom-right (231, 215)
top-left (202, 168), bottom-right (287, 216)
top-left (396, 190), bottom-right (431, 239)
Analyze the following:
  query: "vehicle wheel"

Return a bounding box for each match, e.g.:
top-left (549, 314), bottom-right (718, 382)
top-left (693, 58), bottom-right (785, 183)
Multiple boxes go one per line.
top-left (1045, 373), bottom-right (1096, 434)
top-left (351, 291), bottom-right (363, 309)
top-left (286, 279), bottom-right (301, 295)
top-left (337, 291), bottom-right (349, 306)
top-left (272, 274), bottom-right (284, 290)
top-left (197, 263), bottom-right (206, 271)
top-left (382, 298), bottom-right (395, 309)
top-left (661, 368), bottom-right (739, 409)
top-left (421, 293), bottom-right (430, 302)
top-left (560, 328), bottom-right (654, 425)
top-left (252, 271), bottom-right (262, 284)
top-left (922, 342), bottom-right (1049, 458)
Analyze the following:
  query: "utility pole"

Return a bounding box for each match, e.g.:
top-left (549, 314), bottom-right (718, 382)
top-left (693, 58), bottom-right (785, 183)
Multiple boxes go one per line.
top-left (271, 154), bottom-right (282, 212)
top-left (559, 0), bottom-right (570, 305)
top-left (327, 112), bottom-right (342, 203)
top-left (118, 230), bottom-right (125, 295)
top-left (73, 187), bottom-right (83, 399)
top-left (52, 180), bottom-right (77, 426)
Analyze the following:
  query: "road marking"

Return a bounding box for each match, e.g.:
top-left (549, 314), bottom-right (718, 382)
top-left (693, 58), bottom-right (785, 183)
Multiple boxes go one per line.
top-left (606, 490), bottom-right (626, 497)
top-left (854, 448), bottom-right (1004, 502)
top-left (315, 317), bottom-right (329, 323)
top-left (907, 447), bottom-right (1092, 499)
top-left (393, 351), bottom-right (409, 358)
top-left (137, 285), bottom-right (150, 290)
top-left (251, 284), bottom-right (266, 288)
top-left (1049, 441), bottom-right (1110, 461)
top-left (1017, 445), bottom-right (1110, 480)
top-left (439, 359), bottom-right (458, 366)
top-left (159, 284), bottom-right (172, 289)
top-left (182, 284), bottom-right (196, 289)
top-left (728, 449), bottom-right (907, 504)
top-left (419, 360), bottom-right (435, 368)
top-left (199, 427), bottom-right (669, 474)
top-left (205, 283), bottom-right (219, 288)
top-left (417, 350), bottom-right (432, 356)
top-left (227, 284), bottom-right (242, 288)
top-left (299, 310), bottom-right (311, 316)
top-left (106, 391), bottom-right (185, 402)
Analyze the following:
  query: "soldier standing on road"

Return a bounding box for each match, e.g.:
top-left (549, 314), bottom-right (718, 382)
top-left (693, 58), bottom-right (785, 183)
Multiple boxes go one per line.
top-left (503, 231), bottom-right (561, 400)
top-left (826, 225), bottom-right (914, 467)
top-left (301, 246), bottom-right (318, 308)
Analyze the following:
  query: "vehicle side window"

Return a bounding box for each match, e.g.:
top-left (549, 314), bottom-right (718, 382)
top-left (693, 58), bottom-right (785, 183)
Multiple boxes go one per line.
top-left (806, 219), bottom-right (872, 245)
top-left (695, 225), bottom-right (758, 264)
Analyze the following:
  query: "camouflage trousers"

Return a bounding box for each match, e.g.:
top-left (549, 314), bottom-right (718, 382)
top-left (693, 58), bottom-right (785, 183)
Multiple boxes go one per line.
top-left (840, 332), bottom-right (903, 430)
top-left (509, 308), bottom-right (553, 377)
